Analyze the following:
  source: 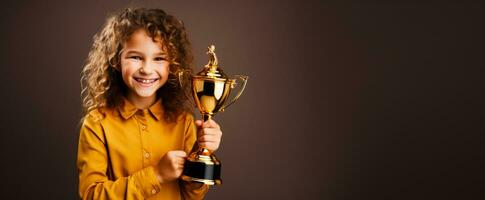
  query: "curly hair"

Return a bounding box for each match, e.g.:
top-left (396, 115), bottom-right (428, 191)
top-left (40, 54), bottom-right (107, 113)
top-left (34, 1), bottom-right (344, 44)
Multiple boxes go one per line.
top-left (81, 8), bottom-right (194, 122)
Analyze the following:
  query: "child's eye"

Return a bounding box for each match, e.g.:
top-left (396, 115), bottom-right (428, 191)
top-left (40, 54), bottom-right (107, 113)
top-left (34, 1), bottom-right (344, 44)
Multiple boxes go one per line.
top-left (129, 56), bottom-right (142, 60)
top-left (154, 57), bottom-right (166, 61)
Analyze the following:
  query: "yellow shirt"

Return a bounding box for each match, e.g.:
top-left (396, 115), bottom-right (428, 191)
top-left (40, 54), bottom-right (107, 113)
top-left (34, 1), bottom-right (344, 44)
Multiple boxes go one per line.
top-left (77, 98), bottom-right (208, 199)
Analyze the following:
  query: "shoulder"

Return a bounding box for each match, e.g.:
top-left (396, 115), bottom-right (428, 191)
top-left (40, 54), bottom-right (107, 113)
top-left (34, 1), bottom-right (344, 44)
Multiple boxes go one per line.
top-left (80, 108), bottom-right (111, 143)
top-left (176, 112), bottom-right (197, 136)
top-left (82, 106), bottom-right (121, 124)
top-left (171, 111), bottom-right (196, 130)
top-left (182, 111), bottom-right (195, 121)
top-left (82, 108), bottom-right (107, 126)
top-left (177, 111), bottom-right (195, 124)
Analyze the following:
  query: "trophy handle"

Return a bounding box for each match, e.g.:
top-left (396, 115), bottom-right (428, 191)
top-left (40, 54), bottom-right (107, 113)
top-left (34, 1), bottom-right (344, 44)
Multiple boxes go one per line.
top-left (221, 75), bottom-right (248, 112)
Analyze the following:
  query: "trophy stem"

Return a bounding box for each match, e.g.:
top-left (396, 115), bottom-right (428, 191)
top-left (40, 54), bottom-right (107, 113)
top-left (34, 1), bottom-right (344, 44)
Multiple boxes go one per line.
top-left (203, 114), bottom-right (212, 122)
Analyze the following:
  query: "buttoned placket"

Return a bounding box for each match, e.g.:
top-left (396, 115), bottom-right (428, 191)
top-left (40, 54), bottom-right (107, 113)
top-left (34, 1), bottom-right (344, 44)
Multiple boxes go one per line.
top-left (135, 110), bottom-right (151, 167)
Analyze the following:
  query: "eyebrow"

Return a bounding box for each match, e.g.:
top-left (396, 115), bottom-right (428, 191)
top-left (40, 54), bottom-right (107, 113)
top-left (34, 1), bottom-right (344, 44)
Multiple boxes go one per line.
top-left (124, 50), bottom-right (167, 56)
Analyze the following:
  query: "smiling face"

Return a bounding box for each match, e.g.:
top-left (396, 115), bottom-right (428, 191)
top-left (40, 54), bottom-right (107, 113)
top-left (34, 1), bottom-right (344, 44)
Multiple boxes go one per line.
top-left (119, 29), bottom-right (170, 108)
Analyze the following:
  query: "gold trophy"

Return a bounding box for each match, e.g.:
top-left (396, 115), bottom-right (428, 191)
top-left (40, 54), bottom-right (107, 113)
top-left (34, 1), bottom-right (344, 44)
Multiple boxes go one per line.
top-left (181, 45), bottom-right (248, 185)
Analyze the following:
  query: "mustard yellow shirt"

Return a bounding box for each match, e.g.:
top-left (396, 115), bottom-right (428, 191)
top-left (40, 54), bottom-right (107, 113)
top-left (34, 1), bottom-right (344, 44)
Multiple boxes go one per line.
top-left (77, 98), bottom-right (208, 199)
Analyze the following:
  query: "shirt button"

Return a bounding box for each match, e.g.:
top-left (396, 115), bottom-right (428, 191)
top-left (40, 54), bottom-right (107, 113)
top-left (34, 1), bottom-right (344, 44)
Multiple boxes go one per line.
top-left (141, 125), bottom-right (146, 130)
top-left (151, 189), bottom-right (157, 194)
top-left (144, 152), bottom-right (150, 159)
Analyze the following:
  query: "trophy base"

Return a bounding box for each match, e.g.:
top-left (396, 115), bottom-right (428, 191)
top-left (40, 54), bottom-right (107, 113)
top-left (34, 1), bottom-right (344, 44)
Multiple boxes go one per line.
top-left (180, 175), bottom-right (222, 185)
top-left (181, 151), bottom-right (222, 185)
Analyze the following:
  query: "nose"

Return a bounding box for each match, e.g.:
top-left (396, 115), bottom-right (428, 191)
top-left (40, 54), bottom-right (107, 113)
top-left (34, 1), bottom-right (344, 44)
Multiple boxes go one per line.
top-left (139, 61), bottom-right (154, 75)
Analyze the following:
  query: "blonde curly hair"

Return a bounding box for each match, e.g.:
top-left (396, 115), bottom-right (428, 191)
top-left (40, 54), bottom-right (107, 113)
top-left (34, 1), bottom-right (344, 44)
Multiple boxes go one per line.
top-left (81, 8), bottom-right (193, 122)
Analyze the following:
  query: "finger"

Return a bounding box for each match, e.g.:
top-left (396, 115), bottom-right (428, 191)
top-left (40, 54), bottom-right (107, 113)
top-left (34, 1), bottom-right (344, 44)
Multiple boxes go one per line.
top-left (202, 128), bottom-right (222, 136)
top-left (174, 160), bottom-right (185, 168)
top-left (173, 162), bottom-right (184, 170)
top-left (198, 141), bottom-right (207, 148)
top-left (198, 129), bottom-right (222, 144)
top-left (204, 119), bottom-right (220, 129)
top-left (200, 143), bottom-right (219, 152)
top-left (198, 129), bottom-right (222, 141)
top-left (173, 155), bottom-right (186, 162)
top-left (199, 140), bottom-right (219, 146)
top-left (212, 120), bottom-right (221, 129)
top-left (169, 150), bottom-right (187, 158)
top-left (173, 156), bottom-right (186, 162)
top-left (198, 134), bottom-right (220, 143)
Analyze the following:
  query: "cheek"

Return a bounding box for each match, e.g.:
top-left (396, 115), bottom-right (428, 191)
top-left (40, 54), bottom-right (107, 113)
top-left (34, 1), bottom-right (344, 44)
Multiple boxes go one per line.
top-left (120, 61), bottom-right (138, 81)
top-left (162, 64), bottom-right (170, 74)
top-left (157, 63), bottom-right (170, 77)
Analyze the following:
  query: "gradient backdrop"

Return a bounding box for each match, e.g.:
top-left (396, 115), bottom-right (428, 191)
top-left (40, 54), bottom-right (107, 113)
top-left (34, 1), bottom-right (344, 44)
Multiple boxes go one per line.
top-left (0, 1), bottom-right (484, 199)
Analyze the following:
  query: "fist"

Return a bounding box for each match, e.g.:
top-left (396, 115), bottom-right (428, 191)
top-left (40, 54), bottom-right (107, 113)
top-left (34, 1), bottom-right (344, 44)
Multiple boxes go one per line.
top-left (196, 119), bottom-right (223, 152)
top-left (155, 150), bottom-right (187, 183)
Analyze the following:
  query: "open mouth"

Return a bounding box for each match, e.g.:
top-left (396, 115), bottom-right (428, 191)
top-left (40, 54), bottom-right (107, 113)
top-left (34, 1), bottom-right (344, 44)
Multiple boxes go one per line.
top-left (134, 77), bottom-right (159, 84)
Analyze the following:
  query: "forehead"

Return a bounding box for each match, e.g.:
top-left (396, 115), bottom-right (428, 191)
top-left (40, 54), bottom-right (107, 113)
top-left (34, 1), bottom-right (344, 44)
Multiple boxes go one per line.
top-left (123, 29), bottom-right (165, 51)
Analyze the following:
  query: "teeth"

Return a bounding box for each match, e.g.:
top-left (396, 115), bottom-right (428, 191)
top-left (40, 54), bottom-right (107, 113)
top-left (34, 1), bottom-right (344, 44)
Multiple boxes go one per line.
top-left (136, 78), bottom-right (157, 84)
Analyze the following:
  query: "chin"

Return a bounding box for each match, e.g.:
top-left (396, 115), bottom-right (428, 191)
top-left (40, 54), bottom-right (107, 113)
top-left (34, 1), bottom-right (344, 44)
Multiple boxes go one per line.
top-left (135, 90), bottom-right (158, 98)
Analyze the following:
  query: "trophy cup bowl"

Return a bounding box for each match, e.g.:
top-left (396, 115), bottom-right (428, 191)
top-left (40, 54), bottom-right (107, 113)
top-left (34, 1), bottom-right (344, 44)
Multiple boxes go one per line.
top-left (181, 45), bottom-right (247, 185)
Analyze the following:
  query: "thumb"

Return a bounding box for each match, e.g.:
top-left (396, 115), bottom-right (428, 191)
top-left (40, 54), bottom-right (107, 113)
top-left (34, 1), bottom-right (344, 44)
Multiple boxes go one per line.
top-left (195, 120), bottom-right (203, 128)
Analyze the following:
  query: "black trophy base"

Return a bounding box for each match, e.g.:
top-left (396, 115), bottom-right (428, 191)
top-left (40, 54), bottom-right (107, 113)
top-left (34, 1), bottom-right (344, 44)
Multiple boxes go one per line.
top-left (181, 159), bottom-right (222, 185)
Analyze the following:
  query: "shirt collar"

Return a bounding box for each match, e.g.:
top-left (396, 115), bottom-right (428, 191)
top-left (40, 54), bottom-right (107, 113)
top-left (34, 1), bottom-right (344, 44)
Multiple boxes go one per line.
top-left (118, 97), bottom-right (163, 121)
top-left (148, 98), bottom-right (164, 121)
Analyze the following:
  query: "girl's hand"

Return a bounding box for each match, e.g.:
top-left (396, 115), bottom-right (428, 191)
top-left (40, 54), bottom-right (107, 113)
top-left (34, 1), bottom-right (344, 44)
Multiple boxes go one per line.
top-left (154, 151), bottom-right (187, 183)
top-left (195, 119), bottom-right (223, 152)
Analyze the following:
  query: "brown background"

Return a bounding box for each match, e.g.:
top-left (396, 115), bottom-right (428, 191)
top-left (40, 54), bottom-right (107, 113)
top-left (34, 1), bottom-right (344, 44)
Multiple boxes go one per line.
top-left (0, 0), bottom-right (484, 199)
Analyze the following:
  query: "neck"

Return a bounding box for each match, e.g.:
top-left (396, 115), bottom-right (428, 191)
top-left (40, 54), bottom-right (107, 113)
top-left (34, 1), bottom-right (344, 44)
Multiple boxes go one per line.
top-left (126, 92), bottom-right (157, 109)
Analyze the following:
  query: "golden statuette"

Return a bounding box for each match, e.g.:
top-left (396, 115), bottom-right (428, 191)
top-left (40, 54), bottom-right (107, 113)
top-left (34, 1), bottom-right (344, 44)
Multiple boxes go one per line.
top-left (181, 45), bottom-right (248, 185)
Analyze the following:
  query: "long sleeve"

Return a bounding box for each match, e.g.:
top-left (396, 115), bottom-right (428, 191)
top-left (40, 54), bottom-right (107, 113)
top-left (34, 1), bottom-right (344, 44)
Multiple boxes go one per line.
top-left (77, 115), bottom-right (162, 200)
top-left (179, 114), bottom-right (209, 200)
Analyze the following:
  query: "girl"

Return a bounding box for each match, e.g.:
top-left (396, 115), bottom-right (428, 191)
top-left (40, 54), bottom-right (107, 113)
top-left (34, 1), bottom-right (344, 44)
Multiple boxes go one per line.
top-left (77, 8), bottom-right (222, 200)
